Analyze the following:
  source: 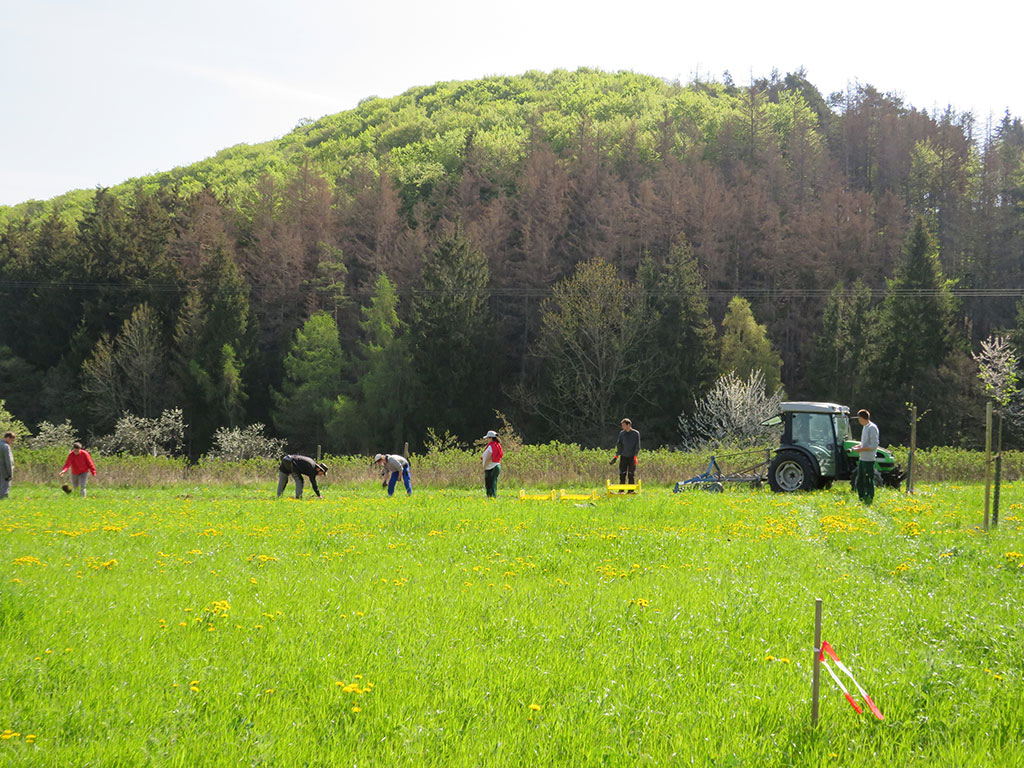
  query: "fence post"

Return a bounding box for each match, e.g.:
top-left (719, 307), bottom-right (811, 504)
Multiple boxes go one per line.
top-left (993, 411), bottom-right (1002, 527)
top-left (811, 598), bottom-right (823, 727)
top-left (906, 404), bottom-right (917, 494)
top-left (984, 401), bottom-right (992, 531)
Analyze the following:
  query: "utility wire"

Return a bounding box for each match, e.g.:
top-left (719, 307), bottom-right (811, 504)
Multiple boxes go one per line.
top-left (0, 281), bottom-right (1020, 299)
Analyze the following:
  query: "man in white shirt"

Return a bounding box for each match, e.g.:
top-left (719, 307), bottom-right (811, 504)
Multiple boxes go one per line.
top-left (852, 409), bottom-right (879, 505)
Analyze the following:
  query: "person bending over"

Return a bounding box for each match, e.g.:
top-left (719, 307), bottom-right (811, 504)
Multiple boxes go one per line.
top-left (277, 454), bottom-right (328, 499)
top-left (60, 442), bottom-right (97, 497)
top-left (374, 453), bottom-right (412, 496)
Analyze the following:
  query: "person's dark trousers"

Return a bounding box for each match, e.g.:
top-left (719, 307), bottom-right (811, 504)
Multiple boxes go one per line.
top-left (856, 461), bottom-right (875, 505)
top-left (619, 455), bottom-right (636, 484)
top-left (484, 466), bottom-right (500, 497)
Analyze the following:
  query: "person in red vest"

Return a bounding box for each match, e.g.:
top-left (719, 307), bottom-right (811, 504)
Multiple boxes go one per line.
top-left (59, 442), bottom-right (97, 497)
top-left (481, 430), bottom-right (503, 498)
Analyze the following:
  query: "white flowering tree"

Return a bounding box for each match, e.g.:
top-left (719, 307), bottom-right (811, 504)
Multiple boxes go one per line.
top-left (678, 370), bottom-right (784, 449)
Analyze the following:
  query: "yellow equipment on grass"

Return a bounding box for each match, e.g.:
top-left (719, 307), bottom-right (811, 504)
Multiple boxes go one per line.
top-left (606, 479), bottom-right (641, 496)
top-left (518, 489), bottom-right (557, 501)
top-left (558, 489), bottom-right (600, 501)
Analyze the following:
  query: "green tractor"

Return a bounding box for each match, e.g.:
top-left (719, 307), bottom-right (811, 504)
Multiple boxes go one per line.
top-left (762, 402), bottom-right (903, 493)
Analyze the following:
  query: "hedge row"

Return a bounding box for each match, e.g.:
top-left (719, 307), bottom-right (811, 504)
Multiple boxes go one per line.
top-left (10, 444), bottom-right (1022, 490)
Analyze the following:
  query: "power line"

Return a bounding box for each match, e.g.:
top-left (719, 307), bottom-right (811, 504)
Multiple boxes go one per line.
top-left (0, 280), bottom-right (1020, 300)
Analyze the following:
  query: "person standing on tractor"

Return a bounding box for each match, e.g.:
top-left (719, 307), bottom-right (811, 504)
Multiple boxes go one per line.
top-left (610, 418), bottom-right (640, 486)
top-left (60, 442), bottom-right (97, 497)
top-left (481, 430), bottom-right (503, 498)
top-left (853, 409), bottom-right (879, 504)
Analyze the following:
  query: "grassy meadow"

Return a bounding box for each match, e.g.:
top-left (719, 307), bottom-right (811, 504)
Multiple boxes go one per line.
top-left (2, 479), bottom-right (1023, 766)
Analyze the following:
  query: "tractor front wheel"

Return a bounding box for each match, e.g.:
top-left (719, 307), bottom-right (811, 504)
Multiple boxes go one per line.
top-left (768, 452), bottom-right (819, 492)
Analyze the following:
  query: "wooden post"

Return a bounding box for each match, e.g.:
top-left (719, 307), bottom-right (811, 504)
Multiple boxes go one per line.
top-left (403, 441), bottom-right (409, 459)
top-left (906, 404), bottom-right (917, 494)
top-left (994, 413), bottom-right (1003, 527)
top-left (316, 444), bottom-right (322, 462)
top-left (984, 401), bottom-right (992, 532)
top-left (811, 598), bottom-right (823, 727)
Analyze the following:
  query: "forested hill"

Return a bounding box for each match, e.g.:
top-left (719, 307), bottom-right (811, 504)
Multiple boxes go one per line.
top-left (2, 68), bottom-right (1023, 453)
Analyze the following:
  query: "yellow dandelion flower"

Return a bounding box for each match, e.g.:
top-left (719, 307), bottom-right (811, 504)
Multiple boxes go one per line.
top-left (352, 705), bottom-right (362, 712)
top-left (529, 703), bottom-right (541, 711)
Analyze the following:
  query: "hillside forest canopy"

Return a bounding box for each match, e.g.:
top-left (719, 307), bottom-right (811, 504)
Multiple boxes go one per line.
top-left (3, 67), bottom-right (1024, 455)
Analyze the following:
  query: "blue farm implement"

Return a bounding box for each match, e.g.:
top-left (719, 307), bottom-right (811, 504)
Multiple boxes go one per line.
top-left (674, 449), bottom-right (771, 493)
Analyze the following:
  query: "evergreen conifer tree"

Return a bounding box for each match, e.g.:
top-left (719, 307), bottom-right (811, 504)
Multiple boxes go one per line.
top-left (409, 225), bottom-right (494, 443)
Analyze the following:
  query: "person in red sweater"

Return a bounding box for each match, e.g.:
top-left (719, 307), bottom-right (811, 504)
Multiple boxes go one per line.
top-left (60, 442), bottom-right (97, 497)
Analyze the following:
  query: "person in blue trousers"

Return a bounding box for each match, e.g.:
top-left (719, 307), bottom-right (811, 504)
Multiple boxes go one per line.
top-left (374, 453), bottom-right (412, 496)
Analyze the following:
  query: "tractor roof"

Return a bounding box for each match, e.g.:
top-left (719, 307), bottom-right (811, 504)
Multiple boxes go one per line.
top-left (779, 401), bottom-right (850, 414)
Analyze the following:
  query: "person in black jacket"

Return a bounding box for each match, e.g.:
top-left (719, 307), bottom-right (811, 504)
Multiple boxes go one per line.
top-left (609, 418), bottom-right (640, 485)
top-left (277, 454), bottom-right (328, 499)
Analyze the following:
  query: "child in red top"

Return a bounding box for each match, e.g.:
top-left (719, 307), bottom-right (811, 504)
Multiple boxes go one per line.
top-left (60, 442), bottom-right (97, 497)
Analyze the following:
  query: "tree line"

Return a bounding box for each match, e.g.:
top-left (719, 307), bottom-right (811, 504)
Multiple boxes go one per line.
top-left (1, 68), bottom-right (1023, 453)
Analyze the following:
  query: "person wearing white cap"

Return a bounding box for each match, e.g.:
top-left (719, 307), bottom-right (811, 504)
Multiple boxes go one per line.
top-left (481, 430), bottom-right (503, 498)
top-left (373, 453), bottom-right (412, 496)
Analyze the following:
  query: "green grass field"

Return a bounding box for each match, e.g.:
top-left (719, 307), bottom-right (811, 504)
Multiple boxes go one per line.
top-left (2, 481), bottom-right (1023, 766)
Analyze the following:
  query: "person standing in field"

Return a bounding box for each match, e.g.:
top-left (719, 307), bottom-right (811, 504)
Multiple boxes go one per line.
top-left (277, 454), bottom-right (328, 499)
top-left (610, 418), bottom-right (640, 486)
top-left (0, 431), bottom-right (15, 499)
top-left (374, 453), bottom-right (412, 496)
top-left (852, 409), bottom-right (879, 505)
top-left (59, 442), bottom-right (97, 497)
top-left (481, 430), bottom-right (502, 498)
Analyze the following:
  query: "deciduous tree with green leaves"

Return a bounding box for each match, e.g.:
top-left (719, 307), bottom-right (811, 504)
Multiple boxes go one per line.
top-left (719, 296), bottom-right (783, 394)
top-left (528, 258), bottom-right (656, 445)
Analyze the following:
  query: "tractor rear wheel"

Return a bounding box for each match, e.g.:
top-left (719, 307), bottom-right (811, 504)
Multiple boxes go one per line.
top-left (768, 452), bottom-right (819, 492)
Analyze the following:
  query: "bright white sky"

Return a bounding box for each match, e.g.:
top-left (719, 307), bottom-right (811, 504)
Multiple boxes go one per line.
top-left (2, 0), bottom-right (1021, 207)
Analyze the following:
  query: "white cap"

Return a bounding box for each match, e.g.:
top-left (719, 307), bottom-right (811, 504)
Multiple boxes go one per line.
top-left (482, 430), bottom-right (498, 439)
top-left (373, 453), bottom-right (383, 462)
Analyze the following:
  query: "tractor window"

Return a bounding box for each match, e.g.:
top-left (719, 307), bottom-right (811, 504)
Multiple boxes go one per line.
top-left (790, 412), bottom-right (837, 476)
top-left (834, 415), bottom-right (852, 442)
top-left (790, 413), bottom-right (834, 448)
